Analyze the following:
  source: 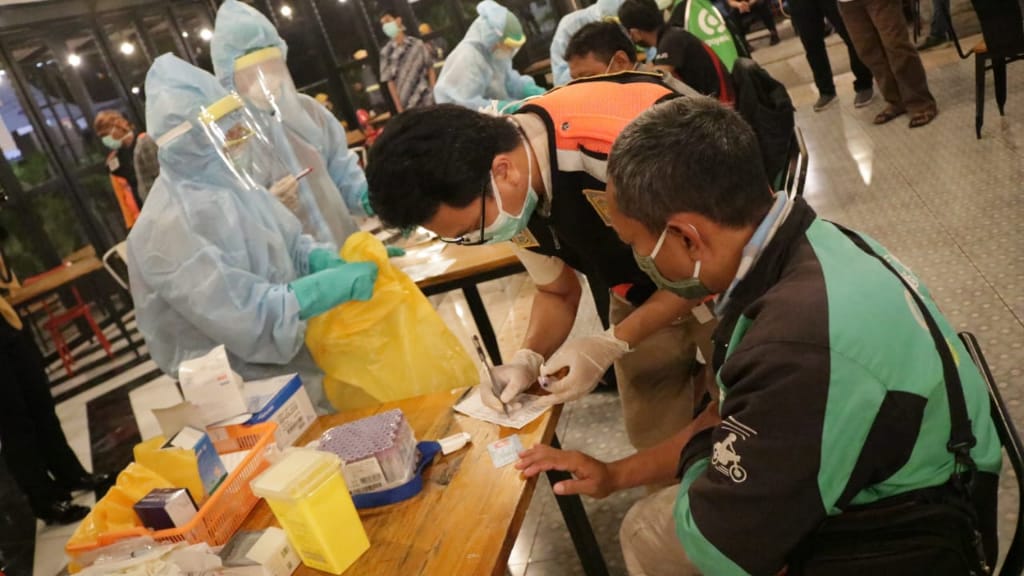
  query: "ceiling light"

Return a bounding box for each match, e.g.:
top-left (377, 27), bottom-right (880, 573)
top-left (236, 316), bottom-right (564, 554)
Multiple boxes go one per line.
top-left (67, 53), bottom-right (81, 67)
top-left (280, 4), bottom-right (293, 17)
top-left (199, 28), bottom-right (213, 41)
top-left (120, 42), bottom-right (135, 55)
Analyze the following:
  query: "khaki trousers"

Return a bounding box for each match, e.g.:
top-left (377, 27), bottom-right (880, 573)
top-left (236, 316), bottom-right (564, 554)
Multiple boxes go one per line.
top-left (610, 294), bottom-right (717, 451)
top-left (838, 0), bottom-right (938, 114)
top-left (620, 485), bottom-right (701, 575)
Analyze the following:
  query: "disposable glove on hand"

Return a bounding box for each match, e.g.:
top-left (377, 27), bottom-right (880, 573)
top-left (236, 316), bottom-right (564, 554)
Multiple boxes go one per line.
top-left (479, 349), bottom-right (544, 412)
top-left (386, 246), bottom-right (406, 258)
top-left (289, 261), bottom-right (378, 320)
top-left (308, 248), bottom-right (344, 274)
top-left (535, 328), bottom-right (630, 408)
top-left (270, 175), bottom-right (301, 213)
top-left (359, 183), bottom-right (375, 217)
top-left (524, 83), bottom-right (547, 97)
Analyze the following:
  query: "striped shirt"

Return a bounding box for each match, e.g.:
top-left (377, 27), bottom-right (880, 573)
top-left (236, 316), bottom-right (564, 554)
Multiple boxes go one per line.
top-left (379, 36), bottom-right (435, 110)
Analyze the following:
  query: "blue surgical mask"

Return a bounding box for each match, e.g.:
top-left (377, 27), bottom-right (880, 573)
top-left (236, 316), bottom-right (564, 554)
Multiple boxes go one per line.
top-left (632, 226), bottom-right (712, 299)
top-left (383, 21), bottom-right (401, 38)
top-left (483, 136), bottom-right (538, 243)
top-left (102, 135), bottom-right (123, 150)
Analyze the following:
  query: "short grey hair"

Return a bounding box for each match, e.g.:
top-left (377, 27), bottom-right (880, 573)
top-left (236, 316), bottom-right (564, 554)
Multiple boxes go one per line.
top-left (608, 96), bottom-right (771, 232)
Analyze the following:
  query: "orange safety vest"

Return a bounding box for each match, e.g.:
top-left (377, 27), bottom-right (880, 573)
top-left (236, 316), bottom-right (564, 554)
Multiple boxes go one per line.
top-left (516, 72), bottom-right (678, 307)
top-left (107, 151), bottom-right (140, 229)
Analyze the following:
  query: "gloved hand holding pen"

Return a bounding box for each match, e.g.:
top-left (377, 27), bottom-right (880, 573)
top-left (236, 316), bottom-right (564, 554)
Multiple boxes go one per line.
top-left (533, 328), bottom-right (630, 408)
top-left (479, 348), bottom-right (544, 412)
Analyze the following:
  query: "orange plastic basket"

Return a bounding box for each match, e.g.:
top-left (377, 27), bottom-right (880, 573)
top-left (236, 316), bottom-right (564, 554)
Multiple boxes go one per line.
top-left (65, 422), bottom-right (277, 565)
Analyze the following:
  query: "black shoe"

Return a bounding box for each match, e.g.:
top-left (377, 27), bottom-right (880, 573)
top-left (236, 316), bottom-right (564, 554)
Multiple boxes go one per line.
top-left (37, 500), bottom-right (90, 525)
top-left (59, 472), bottom-right (113, 493)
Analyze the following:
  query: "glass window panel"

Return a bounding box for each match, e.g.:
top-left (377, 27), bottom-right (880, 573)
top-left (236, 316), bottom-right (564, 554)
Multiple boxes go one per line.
top-left (315, 0), bottom-right (376, 62)
top-left (64, 33), bottom-right (122, 106)
top-left (266, 0), bottom-right (331, 89)
top-left (342, 62), bottom-right (389, 117)
top-left (142, 12), bottom-right (187, 59)
top-left (411, 0), bottom-right (458, 58)
top-left (0, 64), bottom-right (56, 189)
top-left (0, 201), bottom-right (53, 277)
top-left (101, 18), bottom-right (152, 105)
top-left (173, 2), bottom-right (216, 72)
top-left (9, 38), bottom-right (109, 168)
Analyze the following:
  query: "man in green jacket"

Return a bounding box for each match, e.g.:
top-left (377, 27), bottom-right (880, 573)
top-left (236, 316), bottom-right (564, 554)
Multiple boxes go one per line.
top-left (517, 96), bottom-right (1002, 575)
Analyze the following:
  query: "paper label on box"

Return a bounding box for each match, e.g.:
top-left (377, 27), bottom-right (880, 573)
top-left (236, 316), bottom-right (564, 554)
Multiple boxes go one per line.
top-left (342, 457), bottom-right (387, 492)
top-left (487, 435), bottom-right (524, 468)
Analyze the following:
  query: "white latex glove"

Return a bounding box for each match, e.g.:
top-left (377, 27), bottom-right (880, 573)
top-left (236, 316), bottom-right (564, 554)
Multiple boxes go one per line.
top-left (535, 328), bottom-right (631, 408)
top-left (479, 349), bottom-right (544, 412)
top-left (270, 175), bottom-right (300, 213)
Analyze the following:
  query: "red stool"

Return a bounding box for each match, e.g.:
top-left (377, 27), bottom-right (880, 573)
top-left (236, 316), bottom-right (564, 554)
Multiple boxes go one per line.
top-left (23, 266), bottom-right (113, 377)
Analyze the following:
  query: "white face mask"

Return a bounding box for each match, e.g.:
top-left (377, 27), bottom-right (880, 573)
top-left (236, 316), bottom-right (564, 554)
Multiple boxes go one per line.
top-left (482, 135), bottom-right (539, 243)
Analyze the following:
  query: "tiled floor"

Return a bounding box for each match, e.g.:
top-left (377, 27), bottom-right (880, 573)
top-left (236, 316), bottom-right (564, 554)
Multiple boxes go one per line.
top-left (2, 23), bottom-right (1022, 576)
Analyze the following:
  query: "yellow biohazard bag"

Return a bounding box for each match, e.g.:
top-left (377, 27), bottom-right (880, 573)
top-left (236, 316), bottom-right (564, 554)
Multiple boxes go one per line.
top-left (306, 232), bottom-right (478, 411)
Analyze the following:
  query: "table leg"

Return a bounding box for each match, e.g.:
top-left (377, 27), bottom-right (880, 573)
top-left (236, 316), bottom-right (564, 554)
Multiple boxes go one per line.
top-left (546, 434), bottom-right (610, 576)
top-left (87, 275), bottom-right (139, 359)
top-left (462, 284), bottom-right (503, 366)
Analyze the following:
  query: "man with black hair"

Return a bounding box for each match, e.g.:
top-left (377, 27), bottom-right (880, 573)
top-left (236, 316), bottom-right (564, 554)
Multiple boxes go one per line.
top-left (618, 0), bottom-right (735, 102)
top-left (379, 10), bottom-right (436, 112)
top-left (564, 21), bottom-right (638, 80)
top-left (367, 74), bottom-right (716, 451)
top-left (516, 95), bottom-right (1000, 576)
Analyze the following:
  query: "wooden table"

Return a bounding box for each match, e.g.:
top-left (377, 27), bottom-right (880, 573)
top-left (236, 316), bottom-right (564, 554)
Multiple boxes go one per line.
top-left (240, 389), bottom-right (608, 576)
top-left (407, 242), bottom-right (525, 366)
top-left (7, 256), bottom-right (140, 361)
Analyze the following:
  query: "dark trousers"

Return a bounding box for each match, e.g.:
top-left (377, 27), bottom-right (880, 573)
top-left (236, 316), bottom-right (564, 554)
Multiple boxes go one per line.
top-left (839, 0), bottom-right (937, 113)
top-left (790, 0), bottom-right (874, 95)
top-left (0, 322), bottom-right (87, 515)
top-left (731, 0), bottom-right (779, 36)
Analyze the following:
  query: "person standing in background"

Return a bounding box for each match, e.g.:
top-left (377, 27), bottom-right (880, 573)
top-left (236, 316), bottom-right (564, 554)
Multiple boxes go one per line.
top-left (0, 224), bottom-right (110, 525)
top-left (722, 0), bottom-right (780, 48)
top-left (916, 0), bottom-right (951, 50)
top-left (838, 0), bottom-right (938, 127)
top-left (379, 11), bottom-right (436, 113)
top-left (787, 0), bottom-right (875, 111)
top-left (94, 111), bottom-right (143, 228)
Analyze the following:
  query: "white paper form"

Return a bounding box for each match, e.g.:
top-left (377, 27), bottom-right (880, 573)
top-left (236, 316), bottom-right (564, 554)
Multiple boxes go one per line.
top-left (453, 388), bottom-right (551, 429)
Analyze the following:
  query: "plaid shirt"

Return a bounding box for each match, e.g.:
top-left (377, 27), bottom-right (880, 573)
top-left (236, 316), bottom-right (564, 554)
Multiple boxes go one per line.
top-left (379, 36), bottom-right (435, 110)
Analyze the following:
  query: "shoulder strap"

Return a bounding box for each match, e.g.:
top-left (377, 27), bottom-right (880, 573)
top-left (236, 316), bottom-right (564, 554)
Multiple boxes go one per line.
top-left (834, 223), bottom-right (978, 484)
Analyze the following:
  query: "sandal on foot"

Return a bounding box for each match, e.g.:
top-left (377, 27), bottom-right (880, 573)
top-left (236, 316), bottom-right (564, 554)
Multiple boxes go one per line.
top-left (873, 107), bottom-right (906, 124)
top-left (909, 109), bottom-right (938, 128)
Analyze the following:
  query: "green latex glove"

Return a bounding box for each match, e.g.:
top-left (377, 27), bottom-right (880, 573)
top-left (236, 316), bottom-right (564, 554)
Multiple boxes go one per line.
top-left (359, 183), bottom-right (375, 217)
top-left (524, 83), bottom-right (547, 97)
top-left (290, 262), bottom-right (379, 320)
top-left (386, 246), bottom-right (406, 258)
top-left (308, 248), bottom-right (344, 274)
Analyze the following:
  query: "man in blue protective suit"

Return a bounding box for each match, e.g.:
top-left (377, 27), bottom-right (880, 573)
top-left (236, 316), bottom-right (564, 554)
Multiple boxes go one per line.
top-left (434, 0), bottom-right (547, 112)
top-left (211, 0), bottom-right (369, 248)
top-left (549, 0), bottom-right (624, 86)
top-left (126, 55), bottom-right (378, 413)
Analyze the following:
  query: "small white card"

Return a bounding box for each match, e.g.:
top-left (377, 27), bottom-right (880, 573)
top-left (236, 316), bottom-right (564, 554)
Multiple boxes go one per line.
top-left (487, 435), bottom-right (524, 468)
top-left (453, 388), bottom-right (550, 429)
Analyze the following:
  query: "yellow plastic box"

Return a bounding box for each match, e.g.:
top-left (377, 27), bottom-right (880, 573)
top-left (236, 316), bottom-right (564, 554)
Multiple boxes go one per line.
top-left (250, 449), bottom-right (369, 574)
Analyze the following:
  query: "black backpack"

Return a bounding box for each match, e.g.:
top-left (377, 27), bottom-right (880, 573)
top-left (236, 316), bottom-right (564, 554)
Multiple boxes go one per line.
top-left (731, 57), bottom-right (795, 182)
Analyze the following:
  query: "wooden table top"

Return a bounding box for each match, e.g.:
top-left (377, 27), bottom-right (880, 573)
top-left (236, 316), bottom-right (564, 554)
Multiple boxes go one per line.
top-left (404, 241), bottom-right (522, 290)
top-left (240, 388), bottom-right (561, 576)
top-left (7, 257), bottom-right (105, 307)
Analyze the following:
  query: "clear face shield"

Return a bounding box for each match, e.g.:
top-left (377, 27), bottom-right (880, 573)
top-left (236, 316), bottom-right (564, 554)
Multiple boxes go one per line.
top-left (232, 47), bottom-right (295, 116)
top-left (198, 92), bottom-right (292, 192)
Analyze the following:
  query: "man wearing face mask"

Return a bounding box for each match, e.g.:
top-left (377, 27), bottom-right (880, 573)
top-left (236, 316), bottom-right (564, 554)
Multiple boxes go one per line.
top-left (368, 73), bottom-right (717, 452)
top-left (379, 11), bottom-right (436, 113)
top-left (95, 110), bottom-right (152, 227)
top-left (549, 0), bottom-right (625, 86)
top-left (619, 0), bottom-right (735, 103)
top-left (128, 55), bottom-right (378, 414)
top-left (516, 96), bottom-right (1001, 576)
top-left (212, 0), bottom-right (368, 248)
top-left (434, 0), bottom-right (547, 113)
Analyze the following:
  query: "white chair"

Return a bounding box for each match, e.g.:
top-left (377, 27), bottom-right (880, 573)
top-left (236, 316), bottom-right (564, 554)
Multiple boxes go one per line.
top-left (102, 241), bottom-right (129, 290)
